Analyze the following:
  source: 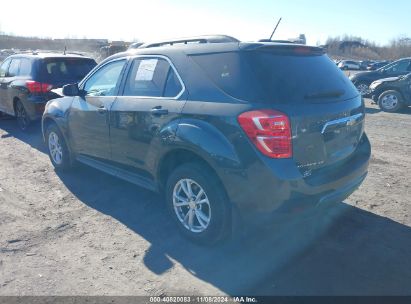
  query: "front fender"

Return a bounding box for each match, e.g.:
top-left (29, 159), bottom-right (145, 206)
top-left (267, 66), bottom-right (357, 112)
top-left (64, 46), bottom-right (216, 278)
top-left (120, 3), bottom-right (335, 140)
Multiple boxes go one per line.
top-left (41, 97), bottom-right (73, 143)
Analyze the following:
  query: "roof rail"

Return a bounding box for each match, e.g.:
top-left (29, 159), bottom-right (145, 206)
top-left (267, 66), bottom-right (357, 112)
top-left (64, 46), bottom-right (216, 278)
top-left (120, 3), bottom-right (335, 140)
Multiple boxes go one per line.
top-left (258, 39), bottom-right (296, 44)
top-left (65, 52), bottom-right (85, 56)
top-left (10, 50), bottom-right (86, 56)
top-left (139, 35), bottom-right (239, 49)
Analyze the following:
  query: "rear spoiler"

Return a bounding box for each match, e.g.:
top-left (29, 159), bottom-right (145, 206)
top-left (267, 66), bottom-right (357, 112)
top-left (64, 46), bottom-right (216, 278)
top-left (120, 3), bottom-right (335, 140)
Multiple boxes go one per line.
top-left (240, 43), bottom-right (325, 55)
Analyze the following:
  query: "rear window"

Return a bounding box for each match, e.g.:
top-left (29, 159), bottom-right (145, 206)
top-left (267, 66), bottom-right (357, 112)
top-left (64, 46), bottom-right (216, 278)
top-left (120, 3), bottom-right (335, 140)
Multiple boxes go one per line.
top-left (191, 51), bottom-right (358, 103)
top-left (40, 58), bottom-right (96, 84)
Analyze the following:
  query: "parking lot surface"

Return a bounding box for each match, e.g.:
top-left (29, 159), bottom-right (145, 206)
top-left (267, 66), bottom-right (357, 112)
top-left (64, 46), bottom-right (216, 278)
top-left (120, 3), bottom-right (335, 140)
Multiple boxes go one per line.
top-left (0, 102), bottom-right (410, 296)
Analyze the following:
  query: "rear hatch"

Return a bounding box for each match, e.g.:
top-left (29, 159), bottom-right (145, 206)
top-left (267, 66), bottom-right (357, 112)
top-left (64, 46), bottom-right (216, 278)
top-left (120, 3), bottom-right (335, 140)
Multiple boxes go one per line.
top-left (38, 57), bottom-right (96, 88)
top-left (191, 44), bottom-right (364, 173)
top-left (36, 57), bottom-right (96, 100)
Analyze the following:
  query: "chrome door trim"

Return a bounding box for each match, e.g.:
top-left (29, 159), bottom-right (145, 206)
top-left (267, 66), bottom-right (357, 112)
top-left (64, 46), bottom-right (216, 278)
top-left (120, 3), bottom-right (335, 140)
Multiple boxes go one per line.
top-left (121, 55), bottom-right (186, 100)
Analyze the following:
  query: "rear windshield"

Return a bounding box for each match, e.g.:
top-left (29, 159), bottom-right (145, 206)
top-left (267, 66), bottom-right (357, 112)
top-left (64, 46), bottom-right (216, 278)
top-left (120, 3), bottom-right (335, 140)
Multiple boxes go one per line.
top-left (39, 58), bottom-right (96, 84)
top-left (190, 51), bottom-right (358, 103)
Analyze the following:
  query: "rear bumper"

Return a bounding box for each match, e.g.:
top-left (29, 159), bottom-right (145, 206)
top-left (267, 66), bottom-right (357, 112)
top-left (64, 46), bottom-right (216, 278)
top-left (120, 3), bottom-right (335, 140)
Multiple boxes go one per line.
top-left (23, 96), bottom-right (48, 121)
top-left (224, 133), bottom-right (371, 219)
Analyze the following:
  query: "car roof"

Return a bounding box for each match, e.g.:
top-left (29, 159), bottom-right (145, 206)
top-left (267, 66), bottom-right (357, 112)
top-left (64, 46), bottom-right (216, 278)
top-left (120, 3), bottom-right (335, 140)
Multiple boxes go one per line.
top-left (6, 52), bottom-right (94, 60)
top-left (100, 41), bottom-right (323, 65)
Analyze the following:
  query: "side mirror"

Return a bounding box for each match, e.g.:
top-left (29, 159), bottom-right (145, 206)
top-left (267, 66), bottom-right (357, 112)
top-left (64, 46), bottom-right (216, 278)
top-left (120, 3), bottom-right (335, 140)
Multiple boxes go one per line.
top-left (62, 83), bottom-right (83, 96)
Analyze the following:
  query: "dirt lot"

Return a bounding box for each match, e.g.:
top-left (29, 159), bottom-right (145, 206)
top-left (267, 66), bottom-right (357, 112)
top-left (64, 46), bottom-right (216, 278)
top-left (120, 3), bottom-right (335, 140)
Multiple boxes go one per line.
top-left (0, 101), bottom-right (410, 296)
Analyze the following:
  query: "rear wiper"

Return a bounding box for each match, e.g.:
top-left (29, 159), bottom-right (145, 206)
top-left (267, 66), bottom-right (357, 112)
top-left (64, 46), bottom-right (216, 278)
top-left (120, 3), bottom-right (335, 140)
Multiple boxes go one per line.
top-left (304, 90), bottom-right (345, 99)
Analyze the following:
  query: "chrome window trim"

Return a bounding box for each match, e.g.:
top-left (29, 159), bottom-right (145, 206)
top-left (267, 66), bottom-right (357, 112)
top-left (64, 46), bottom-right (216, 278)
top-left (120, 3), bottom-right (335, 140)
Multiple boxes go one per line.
top-left (121, 54), bottom-right (186, 100)
top-left (321, 113), bottom-right (364, 134)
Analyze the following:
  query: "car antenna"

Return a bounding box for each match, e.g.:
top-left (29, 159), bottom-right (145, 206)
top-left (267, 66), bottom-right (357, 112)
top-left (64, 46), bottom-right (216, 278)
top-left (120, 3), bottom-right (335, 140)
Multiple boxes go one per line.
top-left (269, 17), bottom-right (282, 40)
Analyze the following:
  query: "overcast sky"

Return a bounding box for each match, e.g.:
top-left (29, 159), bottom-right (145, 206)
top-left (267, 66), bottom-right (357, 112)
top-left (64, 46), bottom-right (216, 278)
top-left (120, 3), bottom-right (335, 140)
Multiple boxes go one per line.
top-left (1, 0), bottom-right (410, 46)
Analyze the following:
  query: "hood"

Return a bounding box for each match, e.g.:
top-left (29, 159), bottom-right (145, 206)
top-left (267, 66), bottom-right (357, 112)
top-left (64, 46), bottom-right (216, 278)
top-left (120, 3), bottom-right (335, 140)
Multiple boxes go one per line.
top-left (375, 76), bottom-right (400, 83)
top-left (350, 70), bottom-right (380, 79)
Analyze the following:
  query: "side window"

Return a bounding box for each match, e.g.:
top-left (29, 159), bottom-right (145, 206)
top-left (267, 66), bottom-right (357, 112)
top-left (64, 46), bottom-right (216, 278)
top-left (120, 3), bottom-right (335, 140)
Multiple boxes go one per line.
top-left (123, 57), bottom-right (183, 97)
top-left (0, 59), bottom-right (11, 77)
top-left (7, 59), bottom-right (20, 77)
top-left (19, 59), bottom-right (32, 76)
top-left (83, 59), bottom-right (126, 97)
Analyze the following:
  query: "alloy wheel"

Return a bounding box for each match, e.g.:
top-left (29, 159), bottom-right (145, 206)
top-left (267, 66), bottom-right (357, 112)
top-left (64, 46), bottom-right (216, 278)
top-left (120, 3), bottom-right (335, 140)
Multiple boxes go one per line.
top-left (48, 131), bottom-right (63, 165)
top-left (173, 178), bottom-right (211, 233)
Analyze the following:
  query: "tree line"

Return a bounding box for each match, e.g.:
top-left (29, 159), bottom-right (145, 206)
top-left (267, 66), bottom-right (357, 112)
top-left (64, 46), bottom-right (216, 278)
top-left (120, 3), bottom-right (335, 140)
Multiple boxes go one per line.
top-left (324, 35), bottom-right (411, 60)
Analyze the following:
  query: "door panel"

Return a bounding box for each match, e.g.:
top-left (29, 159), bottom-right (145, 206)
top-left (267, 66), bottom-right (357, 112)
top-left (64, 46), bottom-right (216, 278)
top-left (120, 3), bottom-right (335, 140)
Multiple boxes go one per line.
top-left (0, 59), bottom-right (17, 115)
top-left (109, 56), bottom-right (186, 177)
top-left (0, 59), bottom-right (11, 112)
top-left (109, 97), bottom-right (185, 176)
top-left (0, 77), bottom-right (12, 114)
top-left (68, 95), bottom-right (115, 160)
top-left (67, 58), bottom-right (127, 161)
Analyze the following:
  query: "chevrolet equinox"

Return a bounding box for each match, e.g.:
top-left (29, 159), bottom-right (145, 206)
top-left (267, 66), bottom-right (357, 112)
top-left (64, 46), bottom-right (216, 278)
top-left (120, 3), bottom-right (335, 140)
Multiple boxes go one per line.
top-left (42, 36), bottom-right (371, 244)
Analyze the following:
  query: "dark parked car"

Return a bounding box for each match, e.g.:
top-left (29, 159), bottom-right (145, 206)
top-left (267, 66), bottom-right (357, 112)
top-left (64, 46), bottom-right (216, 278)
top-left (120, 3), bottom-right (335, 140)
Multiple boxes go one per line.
top-left (366, 61), bottom-right (389, 71)
top-left (359, 60), bottom-right (375, 70)
top-left (369, 73), bottom-right (411, 112)
top-left (349, 58), bottom-right (411, 96)
top-left (42, 36), bottom-right (371, 244)
top-left (0, 52), bottom-right (96, 130)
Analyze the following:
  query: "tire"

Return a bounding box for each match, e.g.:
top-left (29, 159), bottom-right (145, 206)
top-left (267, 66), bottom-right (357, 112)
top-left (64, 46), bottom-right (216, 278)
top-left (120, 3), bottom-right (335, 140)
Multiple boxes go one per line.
top-left (45, 123), bottom-right (71, 170)
top-left (355, 82), bottom-right (370, 96)
top-left (378, 90), bottom-right (404, 113)
top-left (14, 100), bottom-right (31, 131)
top-left (165, 163), bottom-right (230, 245)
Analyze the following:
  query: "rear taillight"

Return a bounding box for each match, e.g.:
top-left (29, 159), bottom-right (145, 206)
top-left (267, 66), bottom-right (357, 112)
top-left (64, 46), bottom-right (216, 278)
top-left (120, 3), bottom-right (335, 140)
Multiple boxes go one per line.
top-left (26, 81), bottom-right (53, 94)
top-left (238, 109), bottom-right (292, 158)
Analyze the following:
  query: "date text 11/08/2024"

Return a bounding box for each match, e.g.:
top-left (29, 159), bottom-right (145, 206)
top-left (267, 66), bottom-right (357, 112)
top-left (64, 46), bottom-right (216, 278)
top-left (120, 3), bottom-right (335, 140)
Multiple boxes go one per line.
top-left (148, 296), bottom-right (258, 303)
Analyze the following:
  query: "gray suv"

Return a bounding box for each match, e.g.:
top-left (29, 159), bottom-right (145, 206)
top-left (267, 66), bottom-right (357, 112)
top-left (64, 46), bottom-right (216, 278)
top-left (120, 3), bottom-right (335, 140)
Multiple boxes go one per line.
top-left (42, 36), bottom-right (371, 244)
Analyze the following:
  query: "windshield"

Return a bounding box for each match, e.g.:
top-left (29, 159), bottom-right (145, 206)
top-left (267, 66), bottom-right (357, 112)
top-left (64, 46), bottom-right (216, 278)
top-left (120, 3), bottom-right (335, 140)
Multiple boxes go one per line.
top-left (191, 51), bottom-right (358, 103)
top-left (376, 61), bottom-right (395, 72)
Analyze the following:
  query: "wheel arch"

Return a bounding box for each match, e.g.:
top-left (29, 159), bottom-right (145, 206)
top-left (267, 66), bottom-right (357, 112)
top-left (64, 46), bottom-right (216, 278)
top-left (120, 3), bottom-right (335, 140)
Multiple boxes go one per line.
top-left (157, 147), bottom-right (237, 237)
top-left (157, 148), bottom-right (226, 195)
top-left (377, 88), bottom-right (405, 101)
top-left (42, 115), bottom-right (73, 157)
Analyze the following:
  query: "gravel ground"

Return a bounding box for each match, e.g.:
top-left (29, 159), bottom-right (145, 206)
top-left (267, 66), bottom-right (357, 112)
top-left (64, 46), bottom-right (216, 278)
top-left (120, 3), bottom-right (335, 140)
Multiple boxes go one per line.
top-left (0, 101), bottom-right (410, 296)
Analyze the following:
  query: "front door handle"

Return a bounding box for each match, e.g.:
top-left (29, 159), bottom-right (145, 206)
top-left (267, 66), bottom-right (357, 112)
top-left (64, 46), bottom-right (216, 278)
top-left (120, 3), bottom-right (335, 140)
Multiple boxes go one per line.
top-left (97, 105), bottom-right (107, 114)
top-left (150, 106), bottom-right (168, 116)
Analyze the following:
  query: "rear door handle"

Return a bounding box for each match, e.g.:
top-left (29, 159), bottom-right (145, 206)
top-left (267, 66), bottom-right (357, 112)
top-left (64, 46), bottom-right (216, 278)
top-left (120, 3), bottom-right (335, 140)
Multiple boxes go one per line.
top-left (97, 105), bottom-right (107, 114)
top-left (150, 106), bottom-right (169, 116)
